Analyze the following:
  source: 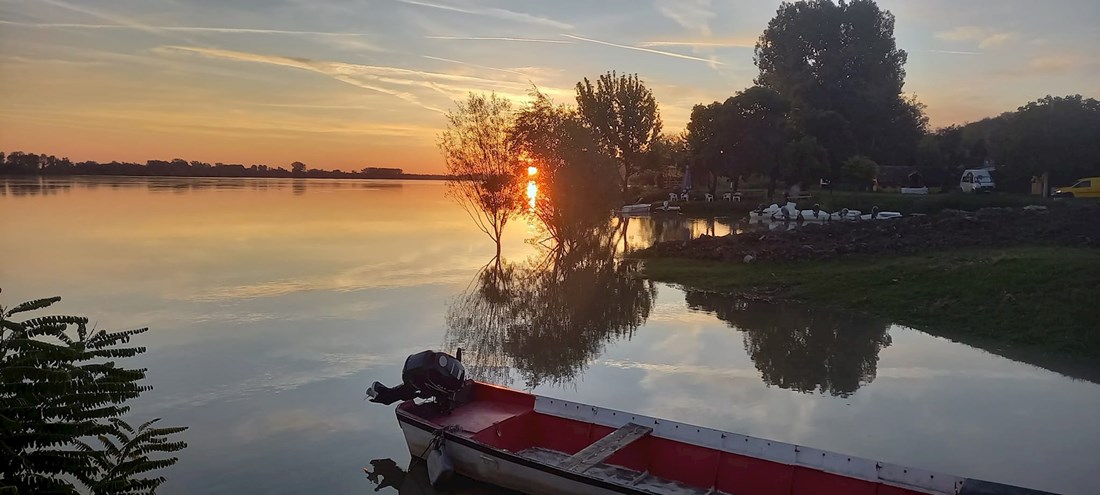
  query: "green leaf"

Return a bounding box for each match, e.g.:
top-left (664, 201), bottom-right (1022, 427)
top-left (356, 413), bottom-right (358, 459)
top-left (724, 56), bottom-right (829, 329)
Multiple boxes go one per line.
top-left (5, 296), bottom-right (61, 316)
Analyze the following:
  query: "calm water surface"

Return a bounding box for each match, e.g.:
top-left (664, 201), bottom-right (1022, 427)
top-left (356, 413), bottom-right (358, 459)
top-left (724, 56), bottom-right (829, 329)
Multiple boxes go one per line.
top-left (2, 177), bottom-right (1098, 494)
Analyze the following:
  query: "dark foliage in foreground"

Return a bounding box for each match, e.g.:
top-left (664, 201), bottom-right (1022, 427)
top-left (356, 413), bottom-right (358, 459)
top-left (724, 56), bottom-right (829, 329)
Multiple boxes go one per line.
top-left (0, 295), bottom-right (186, 494)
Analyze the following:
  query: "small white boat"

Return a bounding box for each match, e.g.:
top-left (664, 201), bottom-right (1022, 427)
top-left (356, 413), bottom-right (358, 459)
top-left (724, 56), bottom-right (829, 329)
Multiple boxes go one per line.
top-left (798, 204), bottom-right (830, 221)
top-left (859, 206), bottom-right (903, 221)
top-left (655, 201), bottom-right (681, 212)
top-left (749, 216), bottom-right (799, 231)
top-left (769, 202), bottom-right (799, 221)
top-left (619, 203), bottom-right (651, 214)
top-left (828, 208), bottom-right (862, 221)
top-left (748, 203), bottom-right (781, 220)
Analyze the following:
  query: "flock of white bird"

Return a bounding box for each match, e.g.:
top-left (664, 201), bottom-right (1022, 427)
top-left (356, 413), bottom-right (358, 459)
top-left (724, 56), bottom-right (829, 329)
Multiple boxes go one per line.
top-left (749, 202), bottom-right (903, 222)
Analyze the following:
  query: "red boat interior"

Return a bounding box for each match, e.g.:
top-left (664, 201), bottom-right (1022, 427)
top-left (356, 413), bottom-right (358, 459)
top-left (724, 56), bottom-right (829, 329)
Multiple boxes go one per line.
top-left (399, 383), bottom-right (933, 495)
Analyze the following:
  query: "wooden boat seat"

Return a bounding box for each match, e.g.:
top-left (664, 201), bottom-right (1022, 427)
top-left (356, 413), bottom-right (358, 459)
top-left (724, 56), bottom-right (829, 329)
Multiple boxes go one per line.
top-left (559, 423), bottom-right (653, 474)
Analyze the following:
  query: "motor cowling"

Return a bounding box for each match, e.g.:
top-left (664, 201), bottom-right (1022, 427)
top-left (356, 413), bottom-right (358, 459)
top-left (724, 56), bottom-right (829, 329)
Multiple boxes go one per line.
top-left (367, 350), bottom-right (468, 407)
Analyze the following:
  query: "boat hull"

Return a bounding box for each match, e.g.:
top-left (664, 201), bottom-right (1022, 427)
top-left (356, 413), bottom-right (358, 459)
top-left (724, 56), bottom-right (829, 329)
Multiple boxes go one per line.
top-left (398, 412), bottom-right (630, 495)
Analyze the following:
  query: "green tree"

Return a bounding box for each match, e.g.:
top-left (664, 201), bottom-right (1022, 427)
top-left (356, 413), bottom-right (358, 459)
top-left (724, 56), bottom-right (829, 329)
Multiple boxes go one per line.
top-left (783, 135), bottom-right (829, 187)
top-left (841, 155), bottom-right (879, 188)
top-left (988, 95), bottom-right (1100, 191)
top-left (916, 125), bottom-right (971, 188)
top-left (685, 101), bottom-right (727, 196)
top-left (575, 71), bottom-right (663, 198)
top-left (724, 87), bottom-right (792, 198)
top-left (439, 92), bottom-right (526, 255)
top-left (687, 89), bottom-right (799, 199)
top-left (1, 296), bottom-right (187, 494)
top-left (642, 133), bottom-right (688, 187)
top-left (755, 0), bottom-right (926, 168)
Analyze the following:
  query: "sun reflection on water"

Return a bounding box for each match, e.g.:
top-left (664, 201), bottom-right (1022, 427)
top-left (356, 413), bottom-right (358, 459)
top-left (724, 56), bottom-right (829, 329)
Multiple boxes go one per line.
top-left (526, 166), bottom-right (538, 211)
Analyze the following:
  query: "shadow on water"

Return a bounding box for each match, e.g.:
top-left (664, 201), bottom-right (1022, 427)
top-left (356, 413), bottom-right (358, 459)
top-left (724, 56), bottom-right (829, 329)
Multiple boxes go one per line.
top-left (445, 220), bottom-right (656, 389)
top-left (915, 328), bottom-right (1100, 385)
top-left (685, 291), bottom-right (893, 397)
top-left (684, 288), bottom-right (1100, 387)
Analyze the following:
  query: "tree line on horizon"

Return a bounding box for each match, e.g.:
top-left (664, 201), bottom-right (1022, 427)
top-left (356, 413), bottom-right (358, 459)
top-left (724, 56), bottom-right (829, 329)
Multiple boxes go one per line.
top-left (441, 0), bottom-right (1100, 240)
top-left (0, 153), bottom-right (448, 180)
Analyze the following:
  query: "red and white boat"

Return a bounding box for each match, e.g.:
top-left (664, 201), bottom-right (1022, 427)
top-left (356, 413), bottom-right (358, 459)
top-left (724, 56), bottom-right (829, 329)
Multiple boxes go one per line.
top-left (368, 351), bottom-right (1053, 495)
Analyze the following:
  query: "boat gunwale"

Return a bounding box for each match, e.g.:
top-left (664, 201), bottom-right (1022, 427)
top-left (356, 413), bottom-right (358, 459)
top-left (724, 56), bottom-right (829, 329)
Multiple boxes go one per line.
top-left (533, 395), bottom-right (964, 495)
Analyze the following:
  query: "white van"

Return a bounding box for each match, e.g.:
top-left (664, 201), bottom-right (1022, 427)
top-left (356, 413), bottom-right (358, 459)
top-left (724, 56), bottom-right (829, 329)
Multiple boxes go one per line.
top-left (960, 169), bottom-right (996, 193)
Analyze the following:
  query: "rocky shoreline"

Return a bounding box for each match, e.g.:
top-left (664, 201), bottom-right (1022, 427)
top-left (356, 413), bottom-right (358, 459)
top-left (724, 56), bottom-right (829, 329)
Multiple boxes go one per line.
top-left (636, 203), bottom-right (1100, 262)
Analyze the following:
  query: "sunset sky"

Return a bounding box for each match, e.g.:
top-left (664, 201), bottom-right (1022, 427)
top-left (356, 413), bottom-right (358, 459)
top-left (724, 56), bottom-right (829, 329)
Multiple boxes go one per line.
top-left (1, 0), bottom-right (1097, 173)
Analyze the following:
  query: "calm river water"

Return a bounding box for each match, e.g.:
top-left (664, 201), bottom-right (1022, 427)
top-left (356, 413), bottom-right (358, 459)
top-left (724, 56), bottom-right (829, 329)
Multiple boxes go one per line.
top-left (1, 177), bottom-right (1098, 494)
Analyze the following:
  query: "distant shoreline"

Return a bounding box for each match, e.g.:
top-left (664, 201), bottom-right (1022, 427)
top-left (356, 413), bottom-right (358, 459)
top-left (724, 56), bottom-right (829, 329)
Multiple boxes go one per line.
top-left (0, 173), bottom-right (452, 181)
top-left (0, 151), bottom-right (450, 180)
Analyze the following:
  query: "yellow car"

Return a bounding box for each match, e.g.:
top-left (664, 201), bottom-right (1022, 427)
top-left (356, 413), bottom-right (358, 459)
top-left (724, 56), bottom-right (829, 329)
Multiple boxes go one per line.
top-left (1053, 177), bottom-right (1100, 198)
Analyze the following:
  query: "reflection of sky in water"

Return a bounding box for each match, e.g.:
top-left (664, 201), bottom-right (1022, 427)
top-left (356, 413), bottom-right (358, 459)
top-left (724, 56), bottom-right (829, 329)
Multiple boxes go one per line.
top-left (2, 177), bottom-right (1098, 495)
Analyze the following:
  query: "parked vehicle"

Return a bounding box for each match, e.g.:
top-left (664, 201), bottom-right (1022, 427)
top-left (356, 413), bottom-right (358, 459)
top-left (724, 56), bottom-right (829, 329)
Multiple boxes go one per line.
top-left (960, 169), bottom-right (996, 193)
top-left (1053, 177), bottom-right (1100, 198)
top-left (367, 350), bottom-right (1054, 495)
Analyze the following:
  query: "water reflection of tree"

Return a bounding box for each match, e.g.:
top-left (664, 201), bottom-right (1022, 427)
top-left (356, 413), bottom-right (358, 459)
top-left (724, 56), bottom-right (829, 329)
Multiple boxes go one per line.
top-left (1, 178), bottom-right (74, 197)
top-left (628, 216), bottom-right (746, 249)
top-left (446, 224), bottom-right (656, 389)
top-left (685, 292), bottom-right (892, 397)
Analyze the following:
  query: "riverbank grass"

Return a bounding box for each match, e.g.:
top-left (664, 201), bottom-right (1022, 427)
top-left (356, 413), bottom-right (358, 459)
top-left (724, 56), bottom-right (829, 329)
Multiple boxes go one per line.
top-left (643, 247), bottom-right (1100, 356)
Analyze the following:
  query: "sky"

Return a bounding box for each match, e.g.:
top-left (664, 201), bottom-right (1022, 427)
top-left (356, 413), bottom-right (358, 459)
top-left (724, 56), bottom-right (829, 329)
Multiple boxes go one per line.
top-left (1, 0), bottom-right (1098, 173)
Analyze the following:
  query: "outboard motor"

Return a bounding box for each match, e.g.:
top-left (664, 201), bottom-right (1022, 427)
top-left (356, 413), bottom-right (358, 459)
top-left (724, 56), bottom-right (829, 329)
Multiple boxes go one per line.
top-left (367, 350), bottom-right (470, 412)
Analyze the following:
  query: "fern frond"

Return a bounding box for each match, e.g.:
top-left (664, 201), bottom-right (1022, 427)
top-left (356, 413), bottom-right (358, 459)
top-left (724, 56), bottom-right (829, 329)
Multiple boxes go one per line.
top-left (1, 295), bottom-right (187, 494)
top-left (5, 296), bottom-right (62, 316)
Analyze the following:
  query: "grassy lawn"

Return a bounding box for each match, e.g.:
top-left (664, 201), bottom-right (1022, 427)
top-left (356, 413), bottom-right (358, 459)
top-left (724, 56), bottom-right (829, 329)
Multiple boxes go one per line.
top-left (643, 246), bottom-right (1100, 356)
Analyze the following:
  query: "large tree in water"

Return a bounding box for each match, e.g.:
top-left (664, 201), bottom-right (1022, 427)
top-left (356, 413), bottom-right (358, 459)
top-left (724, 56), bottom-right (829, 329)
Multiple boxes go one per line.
top-left (511, 89), bottom-right (621, 242)
top-left (575, 72), bottom-right (663, 199)
top-left (755, 0), bottom-right (927, 170)
top-left (439, 92), bottom-right (526, 255)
